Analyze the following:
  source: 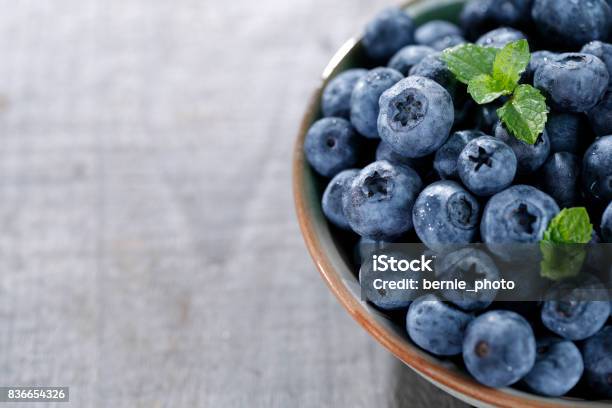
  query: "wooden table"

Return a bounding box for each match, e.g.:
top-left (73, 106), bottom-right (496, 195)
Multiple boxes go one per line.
top-left (0, 0), bottom-right (468, 406)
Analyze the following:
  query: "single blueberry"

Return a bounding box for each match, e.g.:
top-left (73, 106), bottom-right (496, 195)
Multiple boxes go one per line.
top-left (546, 112), bottom-right (589, 154)
top-left (481, 185), bottom-right (560, 244)
top-left (354, 237), bottom-right (393, 265)
top-left (350, 67), bottom-right (403, 139)
top-left (321, 69), bottom-right (367, 119)
top-left (582, 41), bottom-right (612, 78)
top-left (322, 169), bottom-right (360, 230)
top-left (343, 160), bottom-right (422, 240)
top-left (582, 326), bottom-right (612, 398)
top-left (542, 277), bottom-right (610, 341)
top-left (524, 51), bottom-right (557, 84)
top-left (407, 294), bottom-right (474, 356)
top-left (582, 135), bottom-right (612, 202)
top-left (476, 27), bottom-right (526, 48)
top-left (476, 99), bottom-right (504, 133)
top-left (378, 76), bottom-right (454, 158)
top-left (304, 117), bottom-right (360, 178)
top-left (388, 45), bottom-right (436, 76)
top-left (458, 136), bottom-right (517, 196)
top-left (588, 89), bottom-right (612, 136)
top-left (434, 130), bottom-right (486, 180)
top-left (414, 20), bottom-right (463, 46)
top-left (375, 140), bottom-right (429, 173)
top-left (430, 35), bottom-right (467, 52)
top-left (540, 152), bottom-right (580, 209)
top-left (602, 201), bottom-right (612, 242)
top-left (463, 310), bottom-right (536, 388)
top-left (362, 7), bottom-right (416, 61)
top-left (359, 249), bottom-right (418, 310)
top-left (494, 121), bottom-right (550, 175)
top-left (532, 0), bottom-right (612, 48)
top-left (523, 337), bottom-right (584, 397)
top-left (535, 53), bottom-right (609, 113)
top-left (412, 181), bottom-right (480, 250)
top-left (437, 248), bottom-right (500, 311)
top-left (408, 53), bottom-right (459, 99)
top-left (460, 0), bottom-right (531, 40)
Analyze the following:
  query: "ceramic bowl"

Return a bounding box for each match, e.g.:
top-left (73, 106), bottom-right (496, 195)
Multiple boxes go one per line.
top-left (293, 0), bottom-right (611, 407)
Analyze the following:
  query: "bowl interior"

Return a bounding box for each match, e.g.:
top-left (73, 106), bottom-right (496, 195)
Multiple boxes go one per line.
top-left (293, 1), bottom-right (610, 407)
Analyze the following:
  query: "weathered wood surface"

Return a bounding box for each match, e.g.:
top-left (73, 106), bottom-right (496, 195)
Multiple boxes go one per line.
top-left (0, 0), bottom-right (468, 406)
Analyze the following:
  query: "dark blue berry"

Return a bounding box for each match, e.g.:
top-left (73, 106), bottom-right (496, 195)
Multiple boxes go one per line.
top-left (434, 130), bottom-right (486, 179)
top-left (535, 53), bottom-right (609, 113)
top-left (494, 122), bottom-right (550, 175)
top-left (412, 181), bottom-right (480, 250)
top-left (378, 76), bottom-right (454, 158)
top-left (476, 27), bottom-right (526, 48)
top-left (458, 136), bottom-right (517, 196)
top-left (463, 310), bottom-right (536, 387)
top-left (582, 135), bottom-right (612, 202)
top-left (343, 160), bottom-right (422, 240)
top-left (407, 294), bottom-right (474, 356)
top-left (388, 45), bottom-right (436, 76)
top-left (588, 89), bottom-right (612, 136)
top-left (322, 169), bottom-right (359, 230)
top-left (415, 20), bottom-right (462, 47)
top-left (523, 337), bottom-right (584, 397)
top-left (304, 118), bottom-right (360, 178)
top-left (322, 69), bottom-right (367, 119)
top-left (363, 7), bottom-right (416, 61)
top-left (601, 201), bottom-right (612, 242)
top-left (582, 325), bottom-right (612, 398)
top-left (546, 112), bottom-right (588, 154)
top-left (540, 152), bottom-right (580, 209)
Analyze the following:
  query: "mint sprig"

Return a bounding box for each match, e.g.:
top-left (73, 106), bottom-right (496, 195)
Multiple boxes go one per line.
top-left (540, 208), bottom-right (593, 281)
top-left (442, 40), bottom-right (548, 145)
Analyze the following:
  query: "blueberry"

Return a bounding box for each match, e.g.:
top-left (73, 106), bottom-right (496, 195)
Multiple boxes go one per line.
top-left (350, 68), bottom-right (403, 138)
top-left (359, 249), bottom-right (418, 310)
top-left (412, 181), bottom-right (480, 250)
top-left (322, 169), bottom-right (360, 230)
top-left (602, 201), bottom-right (612, 242)
top-left (582, 135), bottom-right (612, 202)
top-left (540, 152), bottom-right (580, 209)
top-left (388, 45), bottom-right (436, 76)
top-left (343, 160), bottom-right (422, 240)
top-left (362, 7), bottom-right (416, 61)
top-left (408, 53), bottom-right (459, 99)
top-left (414, 20), bottom-right (463, 46)
top-left (476, 99), bottom-right (504, 133)
top-left (463, 310), bottom-right (536, 388)
top-left (354, 237), bottom-right (393, 264)
top-left (581, 41), bottom-right (612, 78)
top-left (434, 130), bottom-right (486, 179)
top-left (523, 337), bottom-right (584, 397)
top-left (546, 112), bottom-right (588, 154)
top-left (430, 35), bottom-right (467, 52)
top-left (494, 122), bottom-right (550, 175)
top-left (460, 0), bottom-right (531, 40)
top-left (437, 248), bottom-right (499, 311)
top-left (535, 53), bottom-right (609, 113)
top-left (304, 117), bottom-right (360, 177)
top-left (407, 294), bottom-right (474, 356)
top-left (476, 27), bottom-right (526, 48)
top-left (542, 278), bottom-right (610, 340)
top-left (322, 69), bottom-right (367, 119)
top-left (378, 76), bottom-right (454, 158)
top-left (458, 136), bottom-right (517, 196)
top-left (582, 326), bottom-right (612, 398)
top-left (532, 0), bottom-right (612, 48)
top-left (588, 89), bottom-right (612, 136)
top-left (481, 185), bottom-right (560, 244)
top-left (524, 51), bottom-right (557, 83)
top-left (375, 140), bottom-right (429, 172)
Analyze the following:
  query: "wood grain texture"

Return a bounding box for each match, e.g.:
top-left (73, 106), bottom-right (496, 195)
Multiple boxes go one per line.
top-left (0, 0), bottom-right (468, 407)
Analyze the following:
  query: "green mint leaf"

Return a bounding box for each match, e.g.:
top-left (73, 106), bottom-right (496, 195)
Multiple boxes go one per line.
top-left (540, 241), bottom-right (586, 281)
top-left (441, 44), bottom-right (498, 85)
top-left (497, 84), bottom-right (548, 145)
top-left (492, 39), bottom-right (530, 91)
top-left (467, 74), bottom-right (511, 104)
top-left (540, 208), bottom-right (592, 281)
top-left (542, 207), bottom-right (593, 244)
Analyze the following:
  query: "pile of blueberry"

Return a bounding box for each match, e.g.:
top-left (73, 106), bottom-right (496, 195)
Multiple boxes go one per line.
top-left (303, 0), bottom-right (612, 400)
